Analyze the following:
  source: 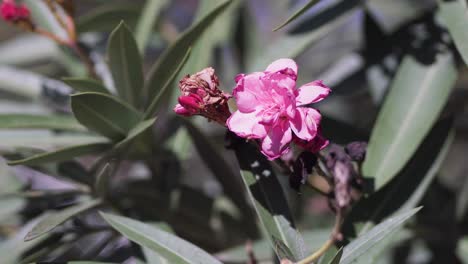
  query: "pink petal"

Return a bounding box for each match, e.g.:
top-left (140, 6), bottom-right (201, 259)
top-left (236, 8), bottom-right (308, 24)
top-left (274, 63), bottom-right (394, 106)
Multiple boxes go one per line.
top-left (226, 110), bottom-right (267, 139)
top-left (174, 104), bottom-right (193, 116)
top-left (261, 122), bottom-right (292, 160)
top-left (266, 58), bottom-right (298, 75)
top-left (296, 80), bottom-right (331, 106)
top-left (289, 108), bottom-right (314, 140)
top-left (233, 72), bottom-right (265, 113)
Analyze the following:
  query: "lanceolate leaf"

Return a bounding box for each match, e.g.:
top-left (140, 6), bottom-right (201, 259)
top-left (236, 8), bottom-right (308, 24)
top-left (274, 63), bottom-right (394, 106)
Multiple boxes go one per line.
top-left (25, 199), bottom-right (102, 241)
top-left (71, 92), bottom-right (141, 141)
top-left (248, 0), bottom-right (359, 71)
top-left (63, 78), bottom-right (110, 94)
top-left (76, 4), bottom-right (141, 33)
top-left (0, 114), bottom-right (84, 131)
top-left (342, 118), bottom-right (454, 237)
top-left (114, 118), bottom-right (157, 151)
top-left (231, 137), bottom-right (304, 261)
top-left (438, 0), bottom-right (468, 66)
top-left (135, 0), bottom-right (169, 52)
top-left (143, 48), bottom-right (191, 118)
top-left (144, 0), bottom-right (232, 101)
top-left (273, 0), bottom-right (321, 31)
top-left (100, 212), bottom-right (222, 264)
top-left (7, 142), bottom-right (111, 166)
top-left (108, 22), bottom-right (144, 106)
top-left (328, 247), bottom-right (343, 264)
top-left (363, 53), bottom-right (457, 190)
top-left (340, 207), bottom-right (421, 264)
top-left (182, 120), bottom-right (252, 219)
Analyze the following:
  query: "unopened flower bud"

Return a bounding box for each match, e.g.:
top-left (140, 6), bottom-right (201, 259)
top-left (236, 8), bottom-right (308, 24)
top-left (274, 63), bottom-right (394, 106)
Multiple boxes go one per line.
top-left (1, 0), bottom-right (34, 31)
top-left (174, 67), bottom-right (231, 125)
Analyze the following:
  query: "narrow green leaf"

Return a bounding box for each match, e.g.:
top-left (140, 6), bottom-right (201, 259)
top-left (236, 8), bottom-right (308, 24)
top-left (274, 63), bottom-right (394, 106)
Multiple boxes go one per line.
top-left (144, 0), bottom-right (232, 100)
top-left (76, 4), bottom-right (141, 33)
top-left (143, 48), bottom-right (191, 118)
top-left (7, 142), bottom-right (111, 166)
top-left (135, 0), bottom-right (169, 52)
top-left (273, 0), bottom-right (321, 31)
top-left (248, 0), bottom-right (359, 71)
top-left (342, 118), bottom-right (454, 237)
top-left (438, 0), bottom-right (468, 66)
top-left (143, 246), bottom-right (169, 264)
top-left (328, 247), bottom-right (343, 264)
top-left (232, 139), bottom-right (304, 261)
top-left (341, 207), bottom-right (421, 264)
top-left (216, 228), bottom-right (330, 263)
top-left (63, 78), bottom-right (110, 94)
top-left (182, 120), bottom-right (252, 216)
top-left (25, 199), bottom-right (102, 241)
top-left (0, 114), bottom-right (84, 131)
top-left (94, 163), bottom-right (113, 198)
top-left (100, 212), bottom-right (222, 264)
top-left (114, 118), bottom-right (157, 151)
top-left (363, 53), bottom-right (457, 190)
top-left (108, 22), bottom-right (144, 106)
top-left (0, 216), bottom-right (51, 264)
top-left (71, 92), bottom-right (141, 141)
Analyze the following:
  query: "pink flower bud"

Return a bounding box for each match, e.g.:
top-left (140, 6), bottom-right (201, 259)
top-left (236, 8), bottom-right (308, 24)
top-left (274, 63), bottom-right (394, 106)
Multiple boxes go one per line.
top-left (178, 94), bottom-right (202, 112)
top-left (0, 0), bottom-right (30, 22)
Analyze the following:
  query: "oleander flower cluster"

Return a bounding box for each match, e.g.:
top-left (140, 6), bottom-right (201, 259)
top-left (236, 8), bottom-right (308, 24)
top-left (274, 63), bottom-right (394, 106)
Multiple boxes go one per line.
top-left (175, 58), bottom-right (331, 160)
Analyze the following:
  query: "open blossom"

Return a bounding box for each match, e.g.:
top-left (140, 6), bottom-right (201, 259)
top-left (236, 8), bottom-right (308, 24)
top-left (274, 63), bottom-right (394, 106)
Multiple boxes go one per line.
top-left (0, 0), bottom-right (30, 22)
top-left (227, 59), bottom-right (330, 160)
top-left (174, 67), bottom-right (231, 125)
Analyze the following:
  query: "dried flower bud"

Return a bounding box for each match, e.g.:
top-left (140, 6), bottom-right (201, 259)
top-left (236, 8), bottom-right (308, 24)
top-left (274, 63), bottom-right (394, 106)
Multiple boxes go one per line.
top-left (345, 141), bottom-right (367, 162)
top-left (290, 151), bottom-right (317, 191)
top-left (325, 144), bottom-right (356, 209)
top-left (174, 67), bottom-right (231, 125)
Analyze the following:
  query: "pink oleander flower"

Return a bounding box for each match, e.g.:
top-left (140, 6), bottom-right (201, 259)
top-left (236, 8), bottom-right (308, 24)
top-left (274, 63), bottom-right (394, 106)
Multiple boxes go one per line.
top-left (174, 67), bottom-right (231, 125)
top-left (227, 58), bottom-right (330, 160)
top-left (1, 0), bottom-right (30, 22)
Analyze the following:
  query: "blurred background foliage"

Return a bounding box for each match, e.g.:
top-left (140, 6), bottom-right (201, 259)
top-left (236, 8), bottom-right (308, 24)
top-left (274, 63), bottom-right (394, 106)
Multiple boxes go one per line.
top-left (0, 0), bottom-right (468, 263)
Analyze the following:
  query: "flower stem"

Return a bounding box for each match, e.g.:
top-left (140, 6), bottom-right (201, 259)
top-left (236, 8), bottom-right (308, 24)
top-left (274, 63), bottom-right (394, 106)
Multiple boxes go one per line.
top-left (296, 209), bottom-right (344, 264)
top-left (296, 238), bottom-right (334, 264)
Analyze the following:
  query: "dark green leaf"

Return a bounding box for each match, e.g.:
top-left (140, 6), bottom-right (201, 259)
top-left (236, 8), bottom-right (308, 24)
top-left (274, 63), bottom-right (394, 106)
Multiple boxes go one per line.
top-left (25, 199), bottom-right (102, 241)
top-left (0, 216), bottom-right (51, 264)
top-left (343, 118), bottom-right (454, 237)
top-left (182, 120), bottom-right (252, 217)
top-left (144, 0), bottom-right (232, 100)
top-left (114, 118), bottom-right (157, 151)
top-left (439, 0), bottom-right (468, 66)
top-left (328, 247), bottom-right (343, 264)
top-left (143, 48), bottom-right (191, 118)
top-left (100, 212), bottom-right (222, 264)
top-left (7, 142), bottom-right (111, 166)
top-left (216, 228), bottom-right (330, 263)
top-left (76, 4), bottom-right (141, 32)
top-left (71, 92), bottom-right (141, 141)
top-left (273, 0), bottom-right (321, 31)
top-left (135, 0), bottom-right (169, 52)
top-left (0, 114), bottom-right (84, 131)
top-left (340, 207), bottom-right (421, 264)
top-left (63, 78), bottom-right (110, 94)
top-left (248, 0), bottom-right (359, 71)
top-left (108, 22), bottom-right (144, 106)
top-left (363, 53), bottom-right (457, 190)
top-left (231, 139), bottom-right (304, 261)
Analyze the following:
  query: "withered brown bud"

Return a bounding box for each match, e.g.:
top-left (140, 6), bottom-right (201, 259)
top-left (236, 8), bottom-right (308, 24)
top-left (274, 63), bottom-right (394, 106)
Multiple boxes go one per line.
top-left (174, 67), bottom-right (231, 125)
top-left (345, 141), bottom-right (367, 162)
